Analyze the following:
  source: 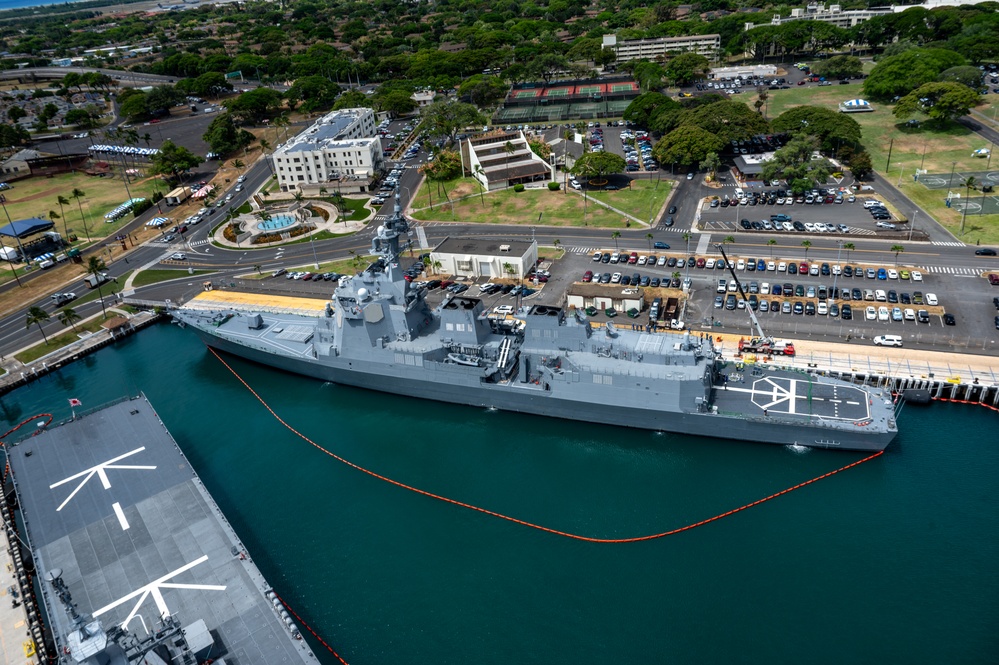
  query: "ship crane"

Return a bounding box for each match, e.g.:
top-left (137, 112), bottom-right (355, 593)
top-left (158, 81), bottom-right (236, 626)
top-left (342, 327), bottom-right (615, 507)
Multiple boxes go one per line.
top-left (715, 243), bottom-right (795, 357)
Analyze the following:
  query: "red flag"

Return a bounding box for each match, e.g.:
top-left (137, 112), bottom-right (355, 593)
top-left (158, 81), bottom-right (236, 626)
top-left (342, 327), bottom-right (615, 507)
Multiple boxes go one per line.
top-left (68, 398), bottom-right (82, 407)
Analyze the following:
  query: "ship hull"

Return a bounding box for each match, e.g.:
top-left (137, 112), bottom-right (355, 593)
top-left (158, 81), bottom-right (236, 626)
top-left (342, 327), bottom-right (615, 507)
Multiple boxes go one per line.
top-left (187, 325), bottom-right (892, 452)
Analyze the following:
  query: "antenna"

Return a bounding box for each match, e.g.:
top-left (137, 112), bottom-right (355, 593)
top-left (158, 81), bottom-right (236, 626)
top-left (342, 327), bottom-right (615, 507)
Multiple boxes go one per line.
top-left (715, 243), bottom-right (770, 342)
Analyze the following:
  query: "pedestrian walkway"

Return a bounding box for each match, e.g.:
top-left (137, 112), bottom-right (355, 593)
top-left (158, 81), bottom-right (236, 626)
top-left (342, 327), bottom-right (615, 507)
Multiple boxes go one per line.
top-left (931, 240), bottom-right (967, 247)
top-left (0, 526), bottom-right (34, 665)
top-left (918, 265), bottom-right (986, 275)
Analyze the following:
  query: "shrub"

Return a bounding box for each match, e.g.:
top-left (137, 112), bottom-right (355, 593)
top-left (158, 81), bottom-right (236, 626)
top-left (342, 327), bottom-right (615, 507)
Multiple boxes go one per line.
top-left (547, 181), bottom-right (560, 191)
top-left (513, 183), bottom-right (525, 192)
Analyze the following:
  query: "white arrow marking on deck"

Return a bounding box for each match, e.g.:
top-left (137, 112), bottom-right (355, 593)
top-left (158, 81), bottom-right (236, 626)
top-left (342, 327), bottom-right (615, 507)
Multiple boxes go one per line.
top-left (49, 447), bottom-right (157, 512)
top-left (92, 555), bottom-right (226, 628)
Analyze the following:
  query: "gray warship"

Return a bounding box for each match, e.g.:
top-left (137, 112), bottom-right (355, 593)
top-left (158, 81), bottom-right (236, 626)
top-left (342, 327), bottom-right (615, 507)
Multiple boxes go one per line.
top-left (173, 193), bottom-right (897, 451)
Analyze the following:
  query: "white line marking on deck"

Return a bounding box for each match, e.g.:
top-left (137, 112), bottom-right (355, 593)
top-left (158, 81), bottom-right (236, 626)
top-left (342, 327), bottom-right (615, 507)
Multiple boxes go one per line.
top-left (112, 502), bottom-right (129, 531)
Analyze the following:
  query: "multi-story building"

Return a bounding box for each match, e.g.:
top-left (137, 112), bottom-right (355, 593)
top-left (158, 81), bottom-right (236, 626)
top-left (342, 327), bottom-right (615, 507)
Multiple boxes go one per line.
top-left (270, 108), bottom-right (383, 193)
top-left (602, 34), bottom-right (722, 63)
top-left (743, 4), bottom-right (893, 31)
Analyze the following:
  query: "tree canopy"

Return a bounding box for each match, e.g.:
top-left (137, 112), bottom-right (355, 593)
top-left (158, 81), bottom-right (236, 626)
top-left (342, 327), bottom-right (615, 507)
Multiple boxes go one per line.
top-left (810, 55), bottom-right (863, 80)
top-left (892, 81), bottom-right (980, 124)
top-left (863, 47), bottom-right (967, 101)
top-left (770, 106), bottom-right (861, 153)
top-left (664, 53), bottom-right (710, 86)
top-left (286, 75), bottom-right (342, 113)
top-left (223, 87), bottom-right (284, 124)
top-left (150, 140), bottom-right (203, 181)
top-left (623, 92), bottom-right (680, 129)
top-left (760, 134), bottom-right (831, 194)
top-left (202, 113), bottom-right (255, 156)
top-left (651, 124), bottom-right (725, 167)
top-left (420, 99), bottom-right (485, 144)
top-left (570, 152), bottom-right (626, 181)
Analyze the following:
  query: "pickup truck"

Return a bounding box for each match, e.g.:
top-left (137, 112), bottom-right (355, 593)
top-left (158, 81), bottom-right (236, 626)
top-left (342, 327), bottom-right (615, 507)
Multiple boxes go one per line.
top-left (50, 292), bottom-right (76, 306)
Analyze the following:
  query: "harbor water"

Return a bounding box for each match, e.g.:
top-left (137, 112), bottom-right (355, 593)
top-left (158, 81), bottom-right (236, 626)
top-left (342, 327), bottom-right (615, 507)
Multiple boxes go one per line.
top-left (3, 322), bottom-right (997, 664)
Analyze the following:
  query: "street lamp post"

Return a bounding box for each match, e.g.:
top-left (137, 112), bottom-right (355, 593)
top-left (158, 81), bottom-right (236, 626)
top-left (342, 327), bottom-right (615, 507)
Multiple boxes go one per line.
top-left (0, 197), bottom-right (24, 287)
top-left (310, 229), bottom-right (320, 270)
top-left (949, 161), bottom-right (957, 191)
top-left (909, 209), bottom-right (916, 242)
top-left (831, 240), bottom-right (843, 303)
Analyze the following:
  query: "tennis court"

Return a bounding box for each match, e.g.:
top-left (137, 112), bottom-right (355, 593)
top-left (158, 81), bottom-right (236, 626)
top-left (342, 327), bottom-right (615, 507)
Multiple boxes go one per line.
top-left (512, 89), bottom-right (542, 100)
top-left (608, 82), bottom-right (640, 94)
top-left (576, 84), bottom-right (602, 96)
top-left (543, 87), bottom-right (572, 99)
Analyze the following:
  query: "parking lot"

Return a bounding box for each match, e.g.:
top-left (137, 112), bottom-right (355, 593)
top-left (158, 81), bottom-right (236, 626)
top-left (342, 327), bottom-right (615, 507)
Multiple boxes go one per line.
top-left (548, 245), bottom-right (999, 348)
top-left (698, 190), bottom-right (911, 238)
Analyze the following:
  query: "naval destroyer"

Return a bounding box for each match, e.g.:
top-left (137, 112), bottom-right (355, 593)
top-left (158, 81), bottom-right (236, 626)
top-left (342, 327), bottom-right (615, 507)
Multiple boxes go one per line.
top-left (173, 192), bottom-right (897, 451)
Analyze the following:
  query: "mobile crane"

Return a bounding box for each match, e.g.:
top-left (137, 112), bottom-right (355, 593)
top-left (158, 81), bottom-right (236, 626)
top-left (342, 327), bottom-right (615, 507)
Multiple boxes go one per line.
top-left (715, 243), bottom-right (795, 357)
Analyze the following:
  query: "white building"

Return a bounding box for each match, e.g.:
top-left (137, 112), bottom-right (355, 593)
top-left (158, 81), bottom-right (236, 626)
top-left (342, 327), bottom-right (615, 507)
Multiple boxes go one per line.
top-left (602, 33), bottom-right (722, 63)
top-left (270, 108), bottom-right (383, 192)
top-left (411, 90), bottom-right (437, 107)
top-left (461, 130), bottom-right (553, 191)
top-left (744, 4), bottom-right (893, 31)
top-left (431, 237), bottom-right (538, 279)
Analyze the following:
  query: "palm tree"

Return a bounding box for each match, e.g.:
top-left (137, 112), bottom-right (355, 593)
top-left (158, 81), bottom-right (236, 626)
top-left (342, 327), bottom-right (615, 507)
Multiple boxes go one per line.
top-left (611, 230), bottom-right (622, 250)
top-left (142, 132), bottom-right (152, 147)
top-left (87, 255), bottom-right (108, 318)
top-left (232, 159), bottom-right (245, 175)
top-left (49, 209), bottom-right (60, 231)
top-left (432, 260), bottom-right (442, 275)
top-left (801, 239), bottom-right (812, 257)
top-left (553, 238), bottom-right (561, 255)
top-left (57, 306), bottom-right (81, 332)
top-left (56, 194), bottom-right (70, 236)
top-left (293, 191), bottom-right (304, 204)
top-left (503, 141), bottom-right (515, 188)
top-left (71, 188), bottom-right (91, 241)
top-left (843, 242), bottom-right (855, 262)
top-left (683, 231), bottom-right (692, 256)
top-left (259, 138), bottom-right (271, 154)
top-left (767, 238), bottom-right (777, 258)
top-left (318, 186), bottom-right (328, 199)
top-left (254, 264), bottom-right (262, 275)
top-left (891, 244), bottom-right (904, 266)
top-left (961, 176), bottom-right (977, 235)
top-left (25, 306), bottom-right (50, 344)
top-left (646, 233), bottom-right (653, 251)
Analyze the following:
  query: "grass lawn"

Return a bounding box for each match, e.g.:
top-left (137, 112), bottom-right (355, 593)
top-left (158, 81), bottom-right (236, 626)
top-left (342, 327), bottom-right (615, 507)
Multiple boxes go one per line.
top-left (759, 85), bottom-right (999, 244)
top-left (131, 268), bottom-right (215, 288)
top-left (17, 317), bottom-right (108, 364)
top-left (409, 177), bottom-right (672, 228)
top-left (2, 171), bottom-right (166, 242)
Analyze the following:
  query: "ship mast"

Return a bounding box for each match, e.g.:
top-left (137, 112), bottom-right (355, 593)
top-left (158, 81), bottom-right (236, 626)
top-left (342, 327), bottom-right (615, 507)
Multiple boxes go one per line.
top-left (370, 186), bottom-right (411, 262)
top-left (715, 243), bottom-right (770, 343)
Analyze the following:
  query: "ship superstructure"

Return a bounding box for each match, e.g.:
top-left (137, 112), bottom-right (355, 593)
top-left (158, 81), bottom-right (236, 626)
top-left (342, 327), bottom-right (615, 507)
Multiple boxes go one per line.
top-left (173, 191), bottom-right (897, 451)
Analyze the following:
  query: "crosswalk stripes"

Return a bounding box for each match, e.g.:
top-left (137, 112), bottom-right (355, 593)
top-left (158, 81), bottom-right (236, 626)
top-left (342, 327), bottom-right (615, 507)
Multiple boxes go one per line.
top-left (188, 239), bottom-right (209, 248)
top-left (918, 265), bottom-right (982, 275)
top-left (931, 241), bottom-right (966, 246)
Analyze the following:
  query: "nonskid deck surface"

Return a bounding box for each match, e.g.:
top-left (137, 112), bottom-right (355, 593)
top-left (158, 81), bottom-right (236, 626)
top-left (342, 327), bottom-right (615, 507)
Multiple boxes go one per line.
top-left (186, 289), bottom-right (329, 315)
top-left (714, 368), bottom-right (874, 422)
top-left (6, 398), bottom-right (316, 664)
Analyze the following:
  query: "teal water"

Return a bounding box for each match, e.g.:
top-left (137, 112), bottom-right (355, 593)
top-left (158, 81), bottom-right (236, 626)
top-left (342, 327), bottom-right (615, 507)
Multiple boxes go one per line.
top-left (3, 323), bottom-right (998, 664)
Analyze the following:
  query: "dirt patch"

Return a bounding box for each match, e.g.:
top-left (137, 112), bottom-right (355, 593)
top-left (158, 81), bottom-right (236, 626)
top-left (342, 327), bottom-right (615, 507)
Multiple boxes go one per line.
top-left (7, 187), bottom-right (65, 204)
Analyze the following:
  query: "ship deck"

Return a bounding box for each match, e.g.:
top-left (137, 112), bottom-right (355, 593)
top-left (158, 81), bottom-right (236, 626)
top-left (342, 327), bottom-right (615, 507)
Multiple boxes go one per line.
top-left (713, 365), bottom-right (876, 423)
top-left (186, 289), bottom-right (330, 315)
top-left (6, 397), bottom-right (316, 664)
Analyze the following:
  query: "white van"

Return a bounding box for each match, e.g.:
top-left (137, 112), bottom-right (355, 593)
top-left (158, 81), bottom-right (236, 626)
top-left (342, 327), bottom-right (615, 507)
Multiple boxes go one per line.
top-left (874, 334), bottom-right (903, 347)
top-left (875, 289), bottom-right (887, 301)
top-left (734, 187), bottom-right (745, 198)
top-left (717, 279), bottom-right (727, 293)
